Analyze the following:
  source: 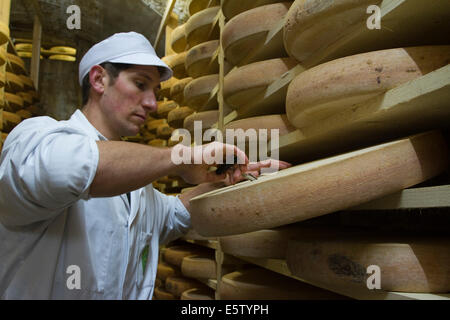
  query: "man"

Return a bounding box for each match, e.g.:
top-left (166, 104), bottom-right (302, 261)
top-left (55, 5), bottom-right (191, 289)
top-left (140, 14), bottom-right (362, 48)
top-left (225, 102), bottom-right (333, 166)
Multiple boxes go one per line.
top-left (0, 32), bottom-right (290, 299)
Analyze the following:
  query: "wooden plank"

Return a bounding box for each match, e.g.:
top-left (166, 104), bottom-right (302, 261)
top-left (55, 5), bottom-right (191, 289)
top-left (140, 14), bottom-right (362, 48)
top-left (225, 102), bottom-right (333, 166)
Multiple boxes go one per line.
top-left (271, 65), bottom-right (450, 163)
top-left (165, 12), bottom-right (179, 55)
top-left (0, 0), bottom-right (11, 25)
top-left (154, 0), bottom-right (176, 50)
top-left (217, 11), bottom-right (225, 132)
top-left (30, 15), bottom-right (41, 91)
top-left (348, 185), bottom-right (450, 210)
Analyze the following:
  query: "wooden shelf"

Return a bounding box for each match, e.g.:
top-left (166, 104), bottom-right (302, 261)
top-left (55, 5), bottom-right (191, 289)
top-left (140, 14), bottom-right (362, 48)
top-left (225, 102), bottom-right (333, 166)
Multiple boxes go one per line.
top-left (197, 278), bottom-right (217, 291)
top-left (349, 185), bottom-right (450, 210)
top-left (236, 256), bottom-right (450, 301)
top-left (184, 239), bottom-right (219, 250)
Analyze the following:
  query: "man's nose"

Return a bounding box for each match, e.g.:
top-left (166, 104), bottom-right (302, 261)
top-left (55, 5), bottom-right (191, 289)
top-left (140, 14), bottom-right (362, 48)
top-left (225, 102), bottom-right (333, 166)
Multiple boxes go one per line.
top-left (142, 90), bottom-right (158, 113)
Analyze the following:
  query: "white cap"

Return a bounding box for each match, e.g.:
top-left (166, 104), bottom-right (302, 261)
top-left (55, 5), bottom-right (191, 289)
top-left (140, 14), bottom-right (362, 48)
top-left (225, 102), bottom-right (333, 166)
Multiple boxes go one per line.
top-left (78, 32), bottom-right (173, 85)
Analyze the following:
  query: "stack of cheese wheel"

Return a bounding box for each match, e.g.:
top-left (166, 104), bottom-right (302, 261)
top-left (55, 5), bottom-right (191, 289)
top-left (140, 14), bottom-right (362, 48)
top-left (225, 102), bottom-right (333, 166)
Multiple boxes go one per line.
top-left (14, 42), bottom-right (43, 60)
top-left (223, 2), bottom-right (297, 119)
top-left (286, 46), bottom-right (450, 130)
top-left (182, 3), bottom-right (221, 114)
top-left (220, 267), bottom-right (346, 299)
top-left (189, 131), bottom-right (450, 237)
top-left (155, 243), bottom-right (215, 300)
top-left (183, 110), bottom-right (219, 145)
top-left (286, 231), bottom-right (450, 293)
top-left (44, 46), bottom-right (77, 62)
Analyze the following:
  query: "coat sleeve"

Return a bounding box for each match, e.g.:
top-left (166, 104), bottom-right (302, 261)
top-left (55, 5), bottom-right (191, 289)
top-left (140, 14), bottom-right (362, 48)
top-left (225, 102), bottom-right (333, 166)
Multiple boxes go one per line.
top-left (0, 117), bottom-right (99, 227)
top-left (151, 189), bottom-right (191, 246)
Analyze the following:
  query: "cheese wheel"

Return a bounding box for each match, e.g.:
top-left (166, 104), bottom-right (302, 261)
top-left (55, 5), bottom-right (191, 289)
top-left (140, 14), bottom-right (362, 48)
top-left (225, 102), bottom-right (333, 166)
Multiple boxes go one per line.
top-left (183, 110), bottom-right (219, 134)
top-left (17, 92), bottom-right (33, 107)
top-left (163, 52), bottom-right (188, 79)
top-left (181, 288), bottom-right (215, 300)
top-left (185, 6), bottom-right (220, 48)
top-left (49, 54), bottom-right (76, 62)
top-left (188, 0), bottom-right (220, 16)
top-left (0, 47), bottom-right (6, 67)
top-left (168, 107), bottom-right (195, 129)
top-left (181, 254), bottom-right (217, 280)
top-left (26, 105), bottom-right (41, 116)
top-left (0, 21), bottom-right (9, 45)
top-left (171, 24), bottom-right (188, 53)
top-left (170, 77), bottom-right (193, 105)
top-left (49, 46), bottom-right (77, 56)
top-left (5, 93), bottom-right (24, 112)
top-left (185, 40), bottom-right (219, 78)
top-left (15, 43), bottom-right (33, 52)
top-left (224, 58), bottom-right (297, 117)
top-left (287, 234), bottom-right (450, 293)
top-left (27, 90), bottom-right (39, 103)
top-left (154, 286), bottom-right (177, 300)
top-left (156, 123), bottom-right (175, 140)
top-left (17, 51), bottom-right (44, 59)
top-left (165, 276), bottom-right (207, 297)
top-left (220, 268), bottom-right (345, 300)
top-left (222, 0), bottom-right (285, 20)
top-left (163, 245), bottom-right (212, 267)
top-left (141, 131), bottom-right (156, 142)
top-left (16, 109), bottom-right (33, 120)
top-left (222, 2), bottom-right (291, 67)
top-left (182, 228), bottom-right (216, 241)
top-left (0, 69), bottom-right (5, 88)
top-left (156, 262), bottom-right (182, 281)
top-left (5, 72), bottom-right (24, 93)
top-left (156, 100), bottom-right (178, 119)
top-left (168, 128), bottom-right (190, 147)
top-left (2, 110), bottom-right (22, 133)
top-left (190, 131), bottom-right (450, 237)
top-left (284, 0), bottom-right (379, 64)
top-left (147, 118), bottom-right (168, 133)
top-left (184, 74), bottom-right (218, 111)
top-left (19, 75), bottom-right (34, 90)
top-left (224, 114), bottom-right (296, 141)
top-left (148, 139), bottom-right (167, 147)
top-left (6, 54), bottom-right (27, 74)
top-left (287, 46), bottom-right (450, 129)
top-left (159, 77), bottom-right (178, 99)
top-left (155, 278), bottom-right (163, 288)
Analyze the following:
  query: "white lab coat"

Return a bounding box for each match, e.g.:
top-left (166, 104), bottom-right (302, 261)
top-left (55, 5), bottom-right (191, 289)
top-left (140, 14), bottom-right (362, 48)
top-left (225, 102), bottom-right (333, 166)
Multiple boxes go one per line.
top-left (0, 110), bottom-right (191, 300)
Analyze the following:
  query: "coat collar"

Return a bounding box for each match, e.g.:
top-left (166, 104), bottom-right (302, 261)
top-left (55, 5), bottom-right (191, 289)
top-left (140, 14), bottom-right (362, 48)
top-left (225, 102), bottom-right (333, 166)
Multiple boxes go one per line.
top-left (69, 109), bottom-right (108, 141)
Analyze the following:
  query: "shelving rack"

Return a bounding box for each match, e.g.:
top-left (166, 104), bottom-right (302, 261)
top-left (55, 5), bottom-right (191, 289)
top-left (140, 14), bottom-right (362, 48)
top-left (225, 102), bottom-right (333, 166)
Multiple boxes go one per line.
top-left (159, 0), bottom-right (450, 301)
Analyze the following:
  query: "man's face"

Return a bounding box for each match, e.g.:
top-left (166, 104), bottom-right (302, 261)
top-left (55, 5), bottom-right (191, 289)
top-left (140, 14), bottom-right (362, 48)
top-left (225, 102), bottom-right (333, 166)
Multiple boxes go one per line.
top-left (100, 65), bottom-right (160, 139)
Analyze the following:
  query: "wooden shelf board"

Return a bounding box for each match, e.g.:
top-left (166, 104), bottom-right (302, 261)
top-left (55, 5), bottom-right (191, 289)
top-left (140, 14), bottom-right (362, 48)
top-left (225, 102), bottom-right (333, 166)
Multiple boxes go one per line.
top-left (237, 257), bottom-right (450, 301)
top-left (348, 185), bottom-right (450, 210)
top-left (270, 65), bottom-right (450, 163)
top-left (197, 278), bottom-right (217, 291)
top-left (184, 239), bottom-right (219, 250)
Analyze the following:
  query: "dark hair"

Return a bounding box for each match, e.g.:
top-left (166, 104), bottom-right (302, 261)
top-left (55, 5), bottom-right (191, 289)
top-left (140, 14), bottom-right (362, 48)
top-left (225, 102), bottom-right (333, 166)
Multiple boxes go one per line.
top-left (81, 62), bottom-right (133, 106)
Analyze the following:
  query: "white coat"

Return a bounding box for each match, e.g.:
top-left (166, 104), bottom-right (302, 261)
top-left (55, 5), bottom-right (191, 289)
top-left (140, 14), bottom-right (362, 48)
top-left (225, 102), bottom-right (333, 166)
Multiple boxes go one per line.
top-left (0, 110), bottom-right (191, 299)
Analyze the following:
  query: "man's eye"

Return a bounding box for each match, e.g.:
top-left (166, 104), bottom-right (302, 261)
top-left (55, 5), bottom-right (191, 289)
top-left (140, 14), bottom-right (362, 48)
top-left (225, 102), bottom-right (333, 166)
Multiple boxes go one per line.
top-left (135, 81), bottom-right (145, 90)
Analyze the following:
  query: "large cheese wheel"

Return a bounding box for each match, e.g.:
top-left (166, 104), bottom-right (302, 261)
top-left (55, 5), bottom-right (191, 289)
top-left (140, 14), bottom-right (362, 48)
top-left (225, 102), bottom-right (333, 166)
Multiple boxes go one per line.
top-left (168, 107), bottom-right (195, 129)
top-left (190, 131), bottom-right (449, 237)
top-left (185, 6), bottom-right (220, 48)
top-left (0, 69), bottom-right (5, 88)
top-left (154, 286), bottom-right (177, 300)
top-left (222, 2), bottom-right (291, 67)
top-left (0, 21), bottom-right (9, 46)
top-left (170, 77), bottom-right (193, 105)
top-left (163, 245), bottom-right (212, 268)
top-left (2, 110), bottom-right (22, 133)
top-left (156, 262), bottom-right (182, 281)
top-left (222, 0), bottom-right (285, 20)
top-left (284, 0), bottom-right (379, 64)
top-left (5, 72), bottom-right (24, 93)
top-left (27, 90), bottom-right (39, 103)
top-left (156, 100), bottom-right (178, 119)
top-left (7, 53), bottom-right (27, 74)
top-left (171, 24), bottom-right (188, 53)
top-left (224, 114), bottom-right (296, 141)
top-left (184, 74), bottom-right (218, 111)
top-left (17, 92), bottom-right (33, 107)
top-left (183, 110), bottom-right (219, 134)
top-left (224, 58), bottom-right (297, 117)
top-left (5, 93), bottom-right (24, 112)
top-left (147, 118), bottom-right (168, 133)
top-left (49, 46), bottom-right (77, 56)
top-left (181, 288), bottom-right (215, 300)
top-left (287, 234), bottom-right (450, 293)
top-left (156, 123), bottom-right (175, 140)
top-left (185, 40), bottom-right (219, 79)
top-left (181, 254), bottom-right (217, 280)
top-left (165, 276), bottom-right (207, 297)
top-left (16, 109), bottom-right (32, 120)
top-left (160, 77), bottom-right (178, 99)
top-left (148, 139), bottom-right (167, 148)
top-left (220, 268), bottom-right (345, 300)
top-left (188, 0), bottom-right (220, 16)
top-left (162, 52), bottom-right (188, 79)
top-left (15, 43), bottom-right (33, 52)
top-left (286, 46), bottom-right (450, 129)
top-left (48, 55), bottom-right (76, 62)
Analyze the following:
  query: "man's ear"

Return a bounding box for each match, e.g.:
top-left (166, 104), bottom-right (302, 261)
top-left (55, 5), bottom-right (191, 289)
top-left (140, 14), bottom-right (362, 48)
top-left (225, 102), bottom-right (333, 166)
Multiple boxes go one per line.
top-left (89, 65), bottom-right (108, 94)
